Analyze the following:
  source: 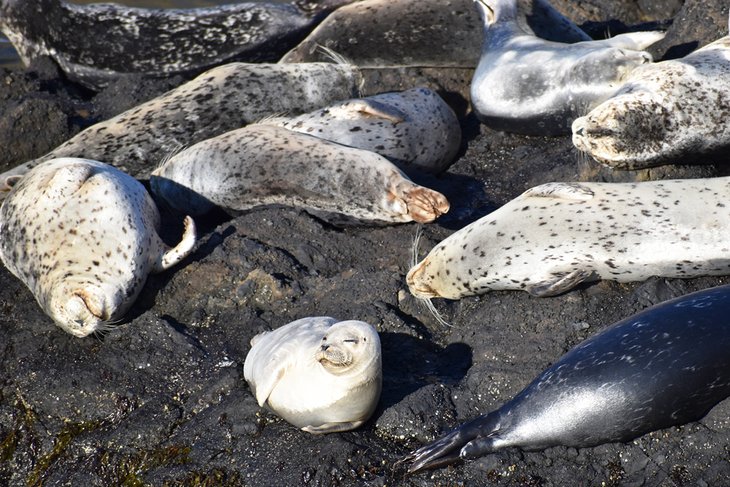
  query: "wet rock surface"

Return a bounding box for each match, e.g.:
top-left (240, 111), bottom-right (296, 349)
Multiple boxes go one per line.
top-left (2, 0), bottom-right (730, 485)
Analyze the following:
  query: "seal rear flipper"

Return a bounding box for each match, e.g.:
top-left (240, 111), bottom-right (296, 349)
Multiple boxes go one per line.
top-left (155, 216), bottom-right (196, 272)
top-left (403, 414), bottom-right (498, 474)
top-left (522, 182), bottom-right (594, 201)
top-left (526, 269), bottom-right (594, 297)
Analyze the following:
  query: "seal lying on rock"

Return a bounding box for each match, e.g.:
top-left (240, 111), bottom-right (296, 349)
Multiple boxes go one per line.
top-left (0, 157), bottom-right (195, 337)
top-left (470, 0), bottom-right (665, 135)
top-left (150, 124), bottom-right (449, 224)
top-left (572, 30), bottom-right (730, 169)
top-left (403, 283), bottom-right (730, 472)
top-left (280, 0), bottom-right (590, 66)
top-left (408, 178), bottom-right (730, 299)
top-left (0, 62), bottom-right (363, 194)
top-left (0, 0), bottom-right (354, 89)
top-left (243, 317), bottom-right (382, 433)
top-left (261, 87), bottom-right (461, 174)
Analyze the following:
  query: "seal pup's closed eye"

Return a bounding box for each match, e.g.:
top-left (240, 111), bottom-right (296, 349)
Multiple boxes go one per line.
top-left (243, 317), bottom-right (382, 434)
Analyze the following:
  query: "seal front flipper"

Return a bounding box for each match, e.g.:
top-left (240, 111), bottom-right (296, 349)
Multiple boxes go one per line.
top-left (155, 216), bottom-right (197, 272)
top-left (526, 269), bottom-right (594, 297)
top-left (522, 182), bottom-right (594, 201)
top-left (347, 99), bottom-right (406, 124)
top-left (302, 420), bottom-right (364, 434)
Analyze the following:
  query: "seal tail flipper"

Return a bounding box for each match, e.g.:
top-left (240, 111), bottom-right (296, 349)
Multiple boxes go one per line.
top-left (155, 216), bottom-right (196, 272)
top-left (526, 269), bottom-right (594, 297)
top-left (401, 414), bottom-right (499, 474)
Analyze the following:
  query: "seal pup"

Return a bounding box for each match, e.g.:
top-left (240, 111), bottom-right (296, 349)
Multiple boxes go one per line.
top-left (0, 62), bottom-right (363, 193)
top-left (280, 0), bottom-right (590, 67)
top-left (261, 87), bottom-right (462, 174)
top-left (243, 317), bottom-right (382, 433)
top-left (0, 157), bottom-right (196, 337)
top-left (408, 178), bottom-right (730, 300)
top-left (150, 124), bottom-right (450, 224)
top-left (470, 0), bottom-right (665, 135)
top-left (403, 284), bottom-right (730, 472)
top-left (0, 0), bottom-right (355, 89)
top-left (572, 31), bottom-right (730, 169)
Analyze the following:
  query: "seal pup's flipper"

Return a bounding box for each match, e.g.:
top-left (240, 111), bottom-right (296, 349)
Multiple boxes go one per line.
top-left (587, 31), bottom-right (666, 51)
top-left (346, 99), bottom-right (406, 124)
top-left (302, 420), bottom-right (364, 434)
top-left (526, 269), bottom-right (595, 297)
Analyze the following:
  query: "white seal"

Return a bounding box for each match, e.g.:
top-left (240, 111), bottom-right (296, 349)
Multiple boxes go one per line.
top-left (408, 178), bottom-right (730, 300)
top-left (243, 317), bottom-right (382, 434)
top-left (470, 0), bottom-right (665, 135)
top-left (572, 30), bottom-right (730, 169)
top-left (0, 157), bottom-right (196, 337)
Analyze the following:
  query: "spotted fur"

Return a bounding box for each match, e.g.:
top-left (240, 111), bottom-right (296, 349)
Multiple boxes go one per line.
top-left (0, 0), bottom-right (354, 89)
top-left (243, 317), bottom-right (381, 433)
top-left (261, 87), bottom-right (461, 174)
top-left (150, 124), bottom-right (449, 224)
top-left (408, 179), bottom-right (730, 299)
top-left (572, 35), bottom-right (730, 169)
top-left (0, 158), bottom-right (196, 337)
top-left (471, 0), bottom-right (664, 135)
top-left (0, 62), bottom-right (363, 194)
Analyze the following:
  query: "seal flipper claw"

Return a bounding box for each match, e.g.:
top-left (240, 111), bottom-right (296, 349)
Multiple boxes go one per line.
top-left (155, 216), bottom-right (196, 272)
top-left (527, 269), bottom-right (594, 297)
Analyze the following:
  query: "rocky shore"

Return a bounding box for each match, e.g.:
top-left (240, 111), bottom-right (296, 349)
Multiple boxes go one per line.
top-left (2, 0), bottom-right (730, 485)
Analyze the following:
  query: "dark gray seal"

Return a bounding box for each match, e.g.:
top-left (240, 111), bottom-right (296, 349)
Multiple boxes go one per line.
top-left (0, 0), bottom-right (354, 89)
top-left (0, 62), bottom-right (363, 195)
top-left (262, 87), bottom-right (461, 174)
top-left (149, 124), bottom-right (450, 224)
top-left (470, 0), bottom-right (665, 135)
top-left (403, 283), bottom-right (730, 472)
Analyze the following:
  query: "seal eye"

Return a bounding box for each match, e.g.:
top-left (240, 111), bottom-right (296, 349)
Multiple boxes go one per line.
top-left (344, 339), bottom-right (359, 344)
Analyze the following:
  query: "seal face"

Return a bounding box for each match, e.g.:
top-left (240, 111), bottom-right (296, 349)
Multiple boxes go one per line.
top-left (243, 316), bottom-right (382, 433)
top-left (262, 87), bottom-right (462, 174)
top-left (150, 124), bottom-right (450, 224)
top-left (403, 284), bottom-right (730, 472)
top-left (0, 0), bottom-right (353, 89)
top-left (572, 35), bottom-right (730, 169)
top-left (0, 62), bottom-right (363, 194)
top-left (470, 0), bottom-right (664, 135)
top-left (0, 158), bottom-right (196, 337)
top-left (407, 179), bottom-right (730, 300)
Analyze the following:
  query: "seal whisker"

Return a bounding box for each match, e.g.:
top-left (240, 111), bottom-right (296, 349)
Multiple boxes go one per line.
top-left (420, 297), bottom-right (453, 328)
top-left (315, 43), bottom-right (353, 66)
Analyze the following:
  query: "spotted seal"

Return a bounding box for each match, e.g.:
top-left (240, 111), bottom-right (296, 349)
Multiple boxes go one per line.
top-left (572, 31), bottom-right (730, 169)
top-left (0, 157), bottom-right (196, 337)
top-left (0, 0), bottom-right (354, 89)
top-left (261, 87), bottom-right (461, 174)
top-left (470, 0), bottom-right (665, 135)
top-left (243, 316), bottom-right (382, 433)
top-left (403, 283), bottom-right (730, 472)
top-left (150, 124), bottom-right (450, 224)
top-left (0, 62), bottom-right (363, 194)
top-left (280, 0), bottom-right (590, 66)
top-left (408, 178), bottom-right (730, 299)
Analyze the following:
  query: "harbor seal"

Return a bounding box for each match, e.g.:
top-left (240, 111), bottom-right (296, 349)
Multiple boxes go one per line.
top-left (261, 87), bottom-right (462, 174)
top-left (0, 62), bottom-right (363, 194)
top-left (403, 283), bottom-right (730, 472)
top-left (243, 316), bottom-right (382, 433)
top-left (280, 0), bottom-right (590, 67)
top-left (0, 0), bottom-right (354, 89)
top-left (0, 157), bottom-right (196, 337)
top-left (407, 178), bottom-right (730, 299)
top-left (572, 32), bottom-right (730, 169)
top-left (470, 0), bottom-right (665, 135)
top-left (150, 124), bottom-right (450, 224)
